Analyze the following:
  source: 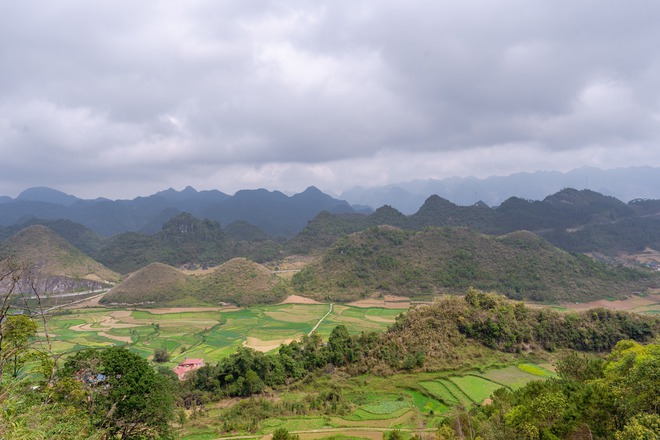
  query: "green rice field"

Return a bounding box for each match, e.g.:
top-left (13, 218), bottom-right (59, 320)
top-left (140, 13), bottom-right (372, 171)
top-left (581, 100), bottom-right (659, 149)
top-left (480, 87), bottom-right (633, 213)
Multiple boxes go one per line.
top-left (39, 303), bottom-right (405, 365)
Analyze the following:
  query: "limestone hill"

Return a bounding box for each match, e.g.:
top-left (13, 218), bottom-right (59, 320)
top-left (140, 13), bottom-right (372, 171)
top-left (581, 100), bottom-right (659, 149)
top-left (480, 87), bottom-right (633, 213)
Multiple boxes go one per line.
top-left (100, 258), bottom-right (287, 307)
top-left (100, 263), bottom-right (188, 305)
top-left (191, 258), bottom-right (287, 307)
top-left (292, 226), bottom-right (657, 302)
top-left (2, 225), bottom-right (120, 289)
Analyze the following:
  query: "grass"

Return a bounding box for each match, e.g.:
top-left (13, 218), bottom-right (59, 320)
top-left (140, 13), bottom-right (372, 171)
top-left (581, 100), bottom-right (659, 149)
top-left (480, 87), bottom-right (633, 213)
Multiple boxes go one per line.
top-left (477, 365), bottom-right (543, 389)
top-left (448, 375), bottom-right (504, 403)
top-left (517, 363), bottom-right (556, 378)
top-left (361, 400), bottom-right (409, 415)
top-left (407, 390), bottom-right (448, 415)
top-left (419, 381), bottom-right (459, 405)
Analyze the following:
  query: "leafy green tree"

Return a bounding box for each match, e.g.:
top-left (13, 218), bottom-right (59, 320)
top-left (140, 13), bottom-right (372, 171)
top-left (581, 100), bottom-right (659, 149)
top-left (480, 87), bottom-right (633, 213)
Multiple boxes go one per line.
top-left (153, 347), bottom-right (170, 363)
top-left (326, 325), bottom-right (355, 366)
top-left (615, 414), bottom-right (660, 440)
top-left (383, 429), bottom-right (404, 440)
top-left (61, 346), bottom-right (175, 439)
top-left (272, 427), bottom-right (300, 440)
top-left (0, 314), bottom-right (37, 377)
top-left (604, 340), bottom-right (660, 420)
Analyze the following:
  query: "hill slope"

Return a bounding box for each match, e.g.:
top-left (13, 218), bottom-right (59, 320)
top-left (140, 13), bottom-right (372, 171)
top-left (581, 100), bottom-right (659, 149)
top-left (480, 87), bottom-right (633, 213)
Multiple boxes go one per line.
top-left (191, 258), bottom-right (287, 307)
top-left (101, 258), bottom-right (287, 307)
top-left (100, 262), bottom-right (189, 305)
top-left (292, 226), bottom-right (657, 302)
top-left (1, 225), bottom-right (120, 292)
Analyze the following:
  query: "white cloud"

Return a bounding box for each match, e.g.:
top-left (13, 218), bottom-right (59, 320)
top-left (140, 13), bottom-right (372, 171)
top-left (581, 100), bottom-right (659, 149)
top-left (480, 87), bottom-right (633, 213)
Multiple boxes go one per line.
top-left (1, 1), bottom-right (660, 198)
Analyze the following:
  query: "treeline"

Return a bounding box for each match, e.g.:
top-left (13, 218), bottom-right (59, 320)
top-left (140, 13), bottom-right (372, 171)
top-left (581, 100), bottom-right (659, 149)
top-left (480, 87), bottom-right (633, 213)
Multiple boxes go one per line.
top-left (438, 340), bottom-right (660, 439)
top-left (187, 290), bottom-right (659, 399)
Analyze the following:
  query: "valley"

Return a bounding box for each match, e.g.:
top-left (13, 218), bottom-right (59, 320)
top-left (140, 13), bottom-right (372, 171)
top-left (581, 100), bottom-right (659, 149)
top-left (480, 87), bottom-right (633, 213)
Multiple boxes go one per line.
top-left (2, 186), bottom-right (660, 439)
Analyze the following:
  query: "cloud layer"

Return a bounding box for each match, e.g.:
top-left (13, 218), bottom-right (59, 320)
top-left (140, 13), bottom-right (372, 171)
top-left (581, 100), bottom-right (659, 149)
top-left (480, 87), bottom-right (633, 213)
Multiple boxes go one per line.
top-left (1, 1), bottom-right (659, 198)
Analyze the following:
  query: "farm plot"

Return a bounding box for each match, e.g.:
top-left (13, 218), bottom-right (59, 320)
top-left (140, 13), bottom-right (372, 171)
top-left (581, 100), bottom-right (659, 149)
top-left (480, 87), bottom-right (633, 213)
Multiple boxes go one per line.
top-left (418, 365), bottom-right (555, 407)
top-left (41, 303), bottom-right (407, 362)
top-left (448, 375), bottom-right (505, 404)
top-left (477, 365), bottom-right (552, 389)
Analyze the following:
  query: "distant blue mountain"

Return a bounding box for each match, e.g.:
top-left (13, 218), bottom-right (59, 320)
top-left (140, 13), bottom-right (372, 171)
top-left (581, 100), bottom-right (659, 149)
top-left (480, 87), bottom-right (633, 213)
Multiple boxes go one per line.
top-left (17, 187), bottom-right (81, 206)
top-left (341, 166), bottom-right (660, 214)
top-left (0, 185), bottom-right (356, 238)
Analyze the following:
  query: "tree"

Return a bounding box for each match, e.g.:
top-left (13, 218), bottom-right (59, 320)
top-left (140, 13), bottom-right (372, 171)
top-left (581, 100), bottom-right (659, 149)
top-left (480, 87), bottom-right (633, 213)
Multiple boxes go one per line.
top-left (153, 347), bottom-right (170, 363)
top-left (1, 314), bottom-right (37, 377)
top-left (61, 346), bottom-right (176, 439)
top-left (272, 427), bottom-right (300, 440)
top-left (0, 255), bottom-right (30, 382)
top-left (604, 340), bottom-right (660, 420)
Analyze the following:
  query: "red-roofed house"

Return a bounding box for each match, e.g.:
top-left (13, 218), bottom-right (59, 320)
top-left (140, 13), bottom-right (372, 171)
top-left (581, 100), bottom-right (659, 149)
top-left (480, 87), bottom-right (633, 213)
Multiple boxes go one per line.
top-left (173, 358), bottom-right (205, 381)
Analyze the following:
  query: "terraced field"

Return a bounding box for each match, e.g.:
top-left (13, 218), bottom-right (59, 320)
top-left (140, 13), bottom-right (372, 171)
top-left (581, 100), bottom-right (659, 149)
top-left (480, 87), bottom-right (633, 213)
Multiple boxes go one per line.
top-left (181, 366), bottom-right (557, 439)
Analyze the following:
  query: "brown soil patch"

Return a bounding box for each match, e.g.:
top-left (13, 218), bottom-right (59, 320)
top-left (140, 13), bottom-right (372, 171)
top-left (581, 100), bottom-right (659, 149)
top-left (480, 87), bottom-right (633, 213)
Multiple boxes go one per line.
top-left (98, 332), bottom-right (132, 344)
top-left (557, 293), bottom-right (660, 313)
top-left (280, 295), bottom-right (322, 305)
top-left (243, 337), bottom-right (294, 353)
top-left (364, 315), bottom-right (396, 323)
top-left (136, 307), bottom-right (229, 314)
top-left (298, 431), bottom-right (383, 440)
top-left (348, 295), bottom-right (411, 309)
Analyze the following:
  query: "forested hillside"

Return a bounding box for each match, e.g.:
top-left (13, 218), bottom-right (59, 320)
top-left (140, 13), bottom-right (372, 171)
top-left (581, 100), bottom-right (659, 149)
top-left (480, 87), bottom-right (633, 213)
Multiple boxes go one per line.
top-left (292, 226), bottom-right (656, 302)
top-left (290, 188), bottom-right (660, 257)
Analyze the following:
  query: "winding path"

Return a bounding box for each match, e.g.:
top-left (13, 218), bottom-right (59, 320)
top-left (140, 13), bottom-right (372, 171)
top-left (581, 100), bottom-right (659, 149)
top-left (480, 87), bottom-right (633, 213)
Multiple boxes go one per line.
top-left (308, 303), bottom-right (333, 336)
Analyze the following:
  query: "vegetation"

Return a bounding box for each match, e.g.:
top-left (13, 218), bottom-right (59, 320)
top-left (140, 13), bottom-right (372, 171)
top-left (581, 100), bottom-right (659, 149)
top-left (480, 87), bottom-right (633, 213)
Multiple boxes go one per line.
top-left (60, 347), bottom-right (176, 439)
top-left (184, 290), bottom-right (659, 405)
top-left (438, 340), bottom-right (660, 439)
top-left (96, 212), bottom-right (282, 274)
top-left (293, 226), bottom-right (657, 302)
top-left (0, 225), bottom-right (120, 285)
top-left (101, 257), bottom-right (289, 307)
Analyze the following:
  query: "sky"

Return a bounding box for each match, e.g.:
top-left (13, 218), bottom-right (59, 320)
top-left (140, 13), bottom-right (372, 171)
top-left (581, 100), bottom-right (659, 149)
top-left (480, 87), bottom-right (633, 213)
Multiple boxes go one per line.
top-left (1, 1), bottom-right (660, 200)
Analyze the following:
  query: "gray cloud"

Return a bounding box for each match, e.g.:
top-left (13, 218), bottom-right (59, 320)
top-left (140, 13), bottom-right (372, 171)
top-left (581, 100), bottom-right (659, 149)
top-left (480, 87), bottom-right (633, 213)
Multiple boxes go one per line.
top-left (1, 1), bottom-right (659, 198)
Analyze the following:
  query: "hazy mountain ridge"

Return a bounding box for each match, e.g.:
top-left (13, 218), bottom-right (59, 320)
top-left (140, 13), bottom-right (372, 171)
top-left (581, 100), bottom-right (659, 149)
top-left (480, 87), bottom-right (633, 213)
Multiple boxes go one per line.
top-left (0, 185), bottom-right (356, 238)
top-left (341, 166), bottom-right (660, 213)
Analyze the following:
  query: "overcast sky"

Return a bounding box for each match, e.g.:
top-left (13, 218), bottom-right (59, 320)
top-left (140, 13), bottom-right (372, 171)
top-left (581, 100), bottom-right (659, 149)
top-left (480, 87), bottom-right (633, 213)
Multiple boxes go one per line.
top-left (1, 1), bottom-right (659, 199)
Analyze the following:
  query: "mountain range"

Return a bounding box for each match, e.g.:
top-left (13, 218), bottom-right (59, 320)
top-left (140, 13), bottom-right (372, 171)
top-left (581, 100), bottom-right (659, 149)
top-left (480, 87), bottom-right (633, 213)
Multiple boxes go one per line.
top-left (340, 166), bottom-right (660, 213)
top-left (1, 185), bottom-right (659, 305)
top-left (0, 185), bottom-right (356, 238)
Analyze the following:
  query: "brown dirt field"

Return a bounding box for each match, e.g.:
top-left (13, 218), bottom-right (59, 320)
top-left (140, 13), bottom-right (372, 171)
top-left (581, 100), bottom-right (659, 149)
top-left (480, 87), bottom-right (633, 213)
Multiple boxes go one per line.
top-left (136, 307), bottom-right (230, 314)
top-left (364, 315), bottom-right (396, 323)
top-left (557, 292), bottom-right (660, 312)
top-left (298, 430), bottom-right (383, 440)
top-left (98, 332), bottom-right (132, 344)
top-left (348, 295), bottom-right (411, 309)
top-left (243, 337), bottom-right (294, 353)
top-left (279, 295), bottom-right (323, 305)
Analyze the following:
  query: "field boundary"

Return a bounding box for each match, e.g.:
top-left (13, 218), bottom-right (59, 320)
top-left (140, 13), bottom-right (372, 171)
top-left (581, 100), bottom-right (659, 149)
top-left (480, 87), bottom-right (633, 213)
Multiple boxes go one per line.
top-left (308, 303), bottom-right (333, 336)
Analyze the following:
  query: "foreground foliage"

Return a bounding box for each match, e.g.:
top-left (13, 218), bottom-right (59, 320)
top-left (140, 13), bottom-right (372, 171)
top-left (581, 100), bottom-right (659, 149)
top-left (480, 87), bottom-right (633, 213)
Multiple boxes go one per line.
top-left (186, 290), bottom-right (659, 418)
top-left (439, 340), bottom-right (660, 439)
